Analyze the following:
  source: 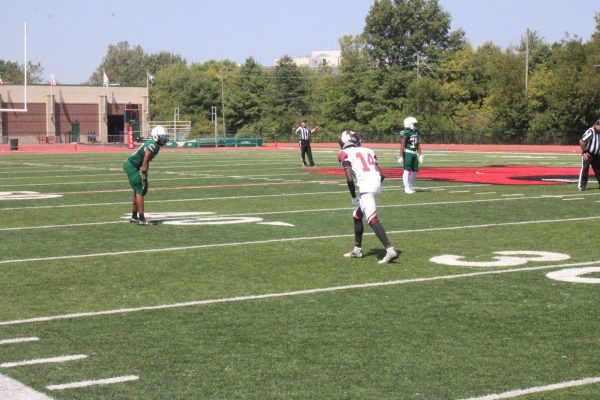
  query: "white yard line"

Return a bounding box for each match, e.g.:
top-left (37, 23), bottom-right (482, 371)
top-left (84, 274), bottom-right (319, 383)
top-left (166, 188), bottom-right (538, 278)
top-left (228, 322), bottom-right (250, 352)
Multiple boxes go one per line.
top-left (459, 376), bottom-right (600, 400)
top-left (46, 375), bottom-right (139, 391)
top-left (0, 337), bottom-right (39, 345)
top-left (1, 355), bottom-right (87, 368)
top-left (0, 183), bottom-right (489, 212)
top-left (1, 214), bottom-right (600, 266)
top-left (0, 192), bottom-right (593, 232)
top-left (0, 259), bottom-right (598, 327)
top-left (0, 373), bottom-right (54, 400)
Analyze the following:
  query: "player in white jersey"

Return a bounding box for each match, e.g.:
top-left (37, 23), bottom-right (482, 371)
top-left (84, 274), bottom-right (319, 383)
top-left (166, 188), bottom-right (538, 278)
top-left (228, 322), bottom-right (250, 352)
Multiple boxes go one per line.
top-left (337, 130), bottom-right (399, 264)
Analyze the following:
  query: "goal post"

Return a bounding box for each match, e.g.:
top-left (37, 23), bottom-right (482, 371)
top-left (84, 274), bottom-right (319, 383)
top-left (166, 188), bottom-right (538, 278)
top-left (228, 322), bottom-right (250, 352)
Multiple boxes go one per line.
top-left (0, 22), bottom-right (28, 112)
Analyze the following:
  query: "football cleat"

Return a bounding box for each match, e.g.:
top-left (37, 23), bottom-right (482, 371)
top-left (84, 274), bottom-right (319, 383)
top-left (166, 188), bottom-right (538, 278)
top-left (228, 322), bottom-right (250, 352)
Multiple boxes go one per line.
top-left (344, 247), bottom-right (363, 258)
top-left (130, 216), bottom-right (139, 223)
top-left (137, 219), bottom-right (152, 226)
top-left (404, 188), bottom-right (416, 194)
top-left (378, 247), bottom-right (399, 264)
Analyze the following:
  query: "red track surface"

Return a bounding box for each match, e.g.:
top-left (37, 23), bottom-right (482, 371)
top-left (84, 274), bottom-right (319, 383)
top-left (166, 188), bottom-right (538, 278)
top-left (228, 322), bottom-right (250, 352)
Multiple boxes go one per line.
top-left (0, 142), bottom-right (580, 154)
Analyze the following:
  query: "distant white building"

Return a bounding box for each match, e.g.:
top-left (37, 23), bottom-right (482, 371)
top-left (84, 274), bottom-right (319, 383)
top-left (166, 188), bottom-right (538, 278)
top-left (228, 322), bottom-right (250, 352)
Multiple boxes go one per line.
top-left (274, 50), bottom-right (342, 69)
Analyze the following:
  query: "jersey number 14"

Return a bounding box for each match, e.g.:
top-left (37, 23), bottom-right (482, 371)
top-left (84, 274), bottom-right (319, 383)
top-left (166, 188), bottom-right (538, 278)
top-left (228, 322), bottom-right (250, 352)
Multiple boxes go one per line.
top-left (356, 152), bottom-right (377, 172)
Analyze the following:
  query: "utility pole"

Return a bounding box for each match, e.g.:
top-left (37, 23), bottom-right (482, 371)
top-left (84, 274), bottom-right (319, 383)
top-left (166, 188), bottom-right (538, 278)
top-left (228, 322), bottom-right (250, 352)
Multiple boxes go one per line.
top-left (525, 28), bottom-right (530, 97)
top-left (219, 69), bottom-right (226, 135)
top-left (211, 106), bottom-right (218, 147)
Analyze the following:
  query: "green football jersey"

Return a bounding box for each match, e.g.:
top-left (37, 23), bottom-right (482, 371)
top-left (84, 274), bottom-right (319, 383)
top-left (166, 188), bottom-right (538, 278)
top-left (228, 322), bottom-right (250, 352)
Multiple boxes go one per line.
top-left (127, 140), bottom-right (160, 169)
top-left (400, 128), bottom-right (420, 152)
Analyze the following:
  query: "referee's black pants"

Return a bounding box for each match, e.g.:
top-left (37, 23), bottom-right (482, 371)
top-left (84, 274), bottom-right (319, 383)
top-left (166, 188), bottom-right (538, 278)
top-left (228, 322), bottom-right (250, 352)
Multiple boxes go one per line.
top-left (578, 154), bottom-right (600, 190)
top-left (299, 140), bottom-right (315, 166)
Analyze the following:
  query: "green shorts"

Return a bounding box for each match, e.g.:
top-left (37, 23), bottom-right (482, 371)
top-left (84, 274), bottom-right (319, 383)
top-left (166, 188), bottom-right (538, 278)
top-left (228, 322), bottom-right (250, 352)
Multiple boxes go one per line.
top-left (123, 160), bottom-right (144, 196)
top-left (402, 152), bottom-right (419, 172)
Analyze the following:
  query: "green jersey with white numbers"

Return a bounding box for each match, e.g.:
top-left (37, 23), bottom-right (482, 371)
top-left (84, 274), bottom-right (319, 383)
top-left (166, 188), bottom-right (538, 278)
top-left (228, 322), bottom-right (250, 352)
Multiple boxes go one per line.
top-left (400, 128), bottom-right (420, 152)
top-left (127, 140), bottom-right (160, 169)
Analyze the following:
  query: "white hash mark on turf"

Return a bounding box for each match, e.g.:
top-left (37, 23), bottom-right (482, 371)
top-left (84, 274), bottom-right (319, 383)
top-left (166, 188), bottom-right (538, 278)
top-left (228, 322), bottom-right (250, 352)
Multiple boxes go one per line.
top-left (0, 373), bottom-right (54, 400)
top-left (46, 375), bottom-right (139, 391)
top-left (1, 355), bottom-right (87, 368)
top-left (0, 260), bottom-right (599, 327)
top-left (0, 337), bottom-right (39, 345)
top-left (458, 376), bottom-right (600, 400)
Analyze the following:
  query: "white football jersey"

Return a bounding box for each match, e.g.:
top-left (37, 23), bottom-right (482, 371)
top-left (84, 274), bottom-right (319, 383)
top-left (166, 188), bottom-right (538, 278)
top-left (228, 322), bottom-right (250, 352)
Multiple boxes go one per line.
top-left (338, 146), bottom-right (381, 194)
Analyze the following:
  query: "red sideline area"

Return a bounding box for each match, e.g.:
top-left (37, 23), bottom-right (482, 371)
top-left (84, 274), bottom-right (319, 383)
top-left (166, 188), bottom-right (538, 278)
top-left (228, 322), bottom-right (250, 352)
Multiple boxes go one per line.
top-left (312, 165), bottom-right (580, 185)
top-left (0, 142), bottom-right (580, 154)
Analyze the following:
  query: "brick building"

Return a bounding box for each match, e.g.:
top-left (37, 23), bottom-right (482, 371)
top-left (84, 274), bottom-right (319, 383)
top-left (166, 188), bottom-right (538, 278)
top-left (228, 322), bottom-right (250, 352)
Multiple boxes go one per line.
top-left (0, 84), bottom-right (149, 144)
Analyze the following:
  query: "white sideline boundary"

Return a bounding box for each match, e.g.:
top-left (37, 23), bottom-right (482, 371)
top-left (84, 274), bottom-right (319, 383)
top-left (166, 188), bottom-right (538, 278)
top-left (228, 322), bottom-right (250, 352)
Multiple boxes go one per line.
top-left (1, 215), bottom-right (600, 266)
top-left (0, 259), bottom-right (598, 327)
top-left (0, 373), bottom-right (53, 400)
top-left (459, 376), bottom-right (600, 400)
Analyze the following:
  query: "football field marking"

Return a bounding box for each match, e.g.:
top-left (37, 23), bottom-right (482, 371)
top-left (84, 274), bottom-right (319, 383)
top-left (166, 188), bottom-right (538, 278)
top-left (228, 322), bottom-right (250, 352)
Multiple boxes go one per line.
top-left (46, 375), bottom-right (139, 391)
top-left (1, 354), bottom-right (87, 368)
top-left (1, 214), bottom-right (600, 265)
top-left (0, 259), bottom-right (598, 327)
top-left (459, 376), bottom-right (600, 400)
top-left (0, 337), bottom-right (39, 345)
top-left (0, 193), bottom-right (597, 232)
top-left (546, 267), bottom-right (600, 283)
top-left (0, 183), bottom-right (488, 212)
top-left (0, 373), bottom-right (53, 400)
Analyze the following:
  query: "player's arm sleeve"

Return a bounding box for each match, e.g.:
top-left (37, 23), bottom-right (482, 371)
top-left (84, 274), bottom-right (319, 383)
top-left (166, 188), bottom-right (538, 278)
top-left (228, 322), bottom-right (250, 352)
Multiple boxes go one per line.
top-left (140, 149), bottom-right (152, 177)
top-left (399, 135), bottom-right (406, 155)
top-left (342, 162), bottom-right (357, 198)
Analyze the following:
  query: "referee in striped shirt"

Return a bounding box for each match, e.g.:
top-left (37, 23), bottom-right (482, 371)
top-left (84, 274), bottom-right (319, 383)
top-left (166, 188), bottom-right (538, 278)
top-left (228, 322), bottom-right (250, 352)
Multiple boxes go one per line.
top-left (296, 120), bottom-right (320, 167)
top-left (578, 119), bottom-right (600, 191)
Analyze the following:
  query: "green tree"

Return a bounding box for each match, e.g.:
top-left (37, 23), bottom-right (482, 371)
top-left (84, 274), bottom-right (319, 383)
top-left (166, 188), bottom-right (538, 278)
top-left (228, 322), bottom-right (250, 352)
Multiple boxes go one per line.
top-left (528, 35), bottom-right (600, 143)
top-left (225, 58), bottom-right (267, 135)
top-left (89, 41), bottom-right (185, 86)
top-left (363, 0), bottom-right (463, 70)
top-left (262, 56), bottom-right (310, 136)
top-left (0, 60), bottom-right (43, 84)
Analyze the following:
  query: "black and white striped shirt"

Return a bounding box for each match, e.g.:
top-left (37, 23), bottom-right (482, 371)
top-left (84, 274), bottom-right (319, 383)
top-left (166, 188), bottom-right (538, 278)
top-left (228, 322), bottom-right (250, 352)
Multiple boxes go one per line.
top-left (581, 127), bottom-right (600, 155)
top-left (296, 126), bottom-right (310, 141)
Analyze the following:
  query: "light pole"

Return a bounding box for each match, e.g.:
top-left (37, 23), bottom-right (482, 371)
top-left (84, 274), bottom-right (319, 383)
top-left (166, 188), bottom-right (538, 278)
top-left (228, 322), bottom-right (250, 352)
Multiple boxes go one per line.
top-left (219, 68), bottom-right (226, 135)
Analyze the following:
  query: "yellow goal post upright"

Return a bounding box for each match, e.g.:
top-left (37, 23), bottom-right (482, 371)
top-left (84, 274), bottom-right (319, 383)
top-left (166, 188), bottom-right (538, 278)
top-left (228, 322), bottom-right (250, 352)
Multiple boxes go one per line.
top-left (0, 22), bottom-right (28, 112)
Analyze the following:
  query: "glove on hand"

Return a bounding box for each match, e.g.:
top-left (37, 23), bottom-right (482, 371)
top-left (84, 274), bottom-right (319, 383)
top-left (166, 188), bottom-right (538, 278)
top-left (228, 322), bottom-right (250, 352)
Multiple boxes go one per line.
top-left (142, 180), bottom-right (148, 196)
top-left (418, 154), bottom-right (424, 164)
top-left (352, 197), bottom-right (360, 208)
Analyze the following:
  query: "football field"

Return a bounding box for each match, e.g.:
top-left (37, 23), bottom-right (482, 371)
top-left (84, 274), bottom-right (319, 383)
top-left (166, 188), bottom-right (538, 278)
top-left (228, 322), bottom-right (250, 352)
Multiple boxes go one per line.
top-left (0, 145), bottom-right (599, 399)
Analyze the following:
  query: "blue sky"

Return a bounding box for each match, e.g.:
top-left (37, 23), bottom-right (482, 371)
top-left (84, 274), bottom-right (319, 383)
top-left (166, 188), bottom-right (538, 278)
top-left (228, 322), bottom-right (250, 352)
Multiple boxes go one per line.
top-left (3, 0), bottom-right (599, 84)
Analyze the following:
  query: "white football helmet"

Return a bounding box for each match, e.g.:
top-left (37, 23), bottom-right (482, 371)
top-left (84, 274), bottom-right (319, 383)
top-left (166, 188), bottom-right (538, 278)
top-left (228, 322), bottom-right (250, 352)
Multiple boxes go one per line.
top-left (339, 130), bottom-right (361, 149)
top-left (151, 125), bottom-right (169, 145)
top-left (404, 116), bottom-right (418, 130)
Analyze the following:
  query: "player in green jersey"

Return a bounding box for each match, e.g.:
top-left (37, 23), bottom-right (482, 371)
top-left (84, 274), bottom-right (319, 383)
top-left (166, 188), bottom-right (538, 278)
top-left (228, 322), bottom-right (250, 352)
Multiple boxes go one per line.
top-left (123, 125), bottom-right (169, 225)
top-left (397, 116), bottom-right (424, 194)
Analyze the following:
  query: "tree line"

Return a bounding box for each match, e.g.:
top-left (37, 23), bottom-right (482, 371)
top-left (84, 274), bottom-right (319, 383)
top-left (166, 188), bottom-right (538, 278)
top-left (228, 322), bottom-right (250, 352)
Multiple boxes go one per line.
top-left (2, 0), bottom-right (600, 144)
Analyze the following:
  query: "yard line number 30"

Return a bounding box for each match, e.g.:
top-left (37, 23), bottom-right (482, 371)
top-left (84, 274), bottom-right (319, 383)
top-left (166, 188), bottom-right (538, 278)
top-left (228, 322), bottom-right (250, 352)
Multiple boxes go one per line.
top-left (430, 251), bottom-right (600, 284)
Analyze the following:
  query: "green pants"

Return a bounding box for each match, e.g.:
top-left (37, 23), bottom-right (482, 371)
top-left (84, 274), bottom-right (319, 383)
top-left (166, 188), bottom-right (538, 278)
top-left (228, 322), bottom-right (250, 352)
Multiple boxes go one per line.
top-left (123, 160), bottom-right (144, 196)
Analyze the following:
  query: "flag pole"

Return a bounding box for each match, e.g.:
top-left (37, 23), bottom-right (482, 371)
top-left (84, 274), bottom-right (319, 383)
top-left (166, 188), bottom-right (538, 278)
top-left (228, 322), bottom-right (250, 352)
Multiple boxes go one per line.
top-left (24, 22), bottom-right (28, 112)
